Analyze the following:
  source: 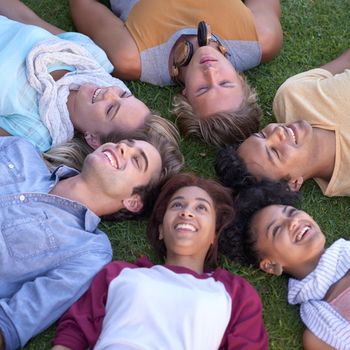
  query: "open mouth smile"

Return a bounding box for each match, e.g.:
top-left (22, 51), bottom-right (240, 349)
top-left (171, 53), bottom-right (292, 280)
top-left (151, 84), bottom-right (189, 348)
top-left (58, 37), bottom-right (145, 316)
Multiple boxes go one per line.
top-left (293, 225), bottom-right (310, 243)
top-left (286, 125), bottom-right (297, 144)
top-left (102, 150), bottom-right (119, 169)
top-left (92, 88), bottom-right (102, 103)
top-left (174, 223), bottom-right (197, 232)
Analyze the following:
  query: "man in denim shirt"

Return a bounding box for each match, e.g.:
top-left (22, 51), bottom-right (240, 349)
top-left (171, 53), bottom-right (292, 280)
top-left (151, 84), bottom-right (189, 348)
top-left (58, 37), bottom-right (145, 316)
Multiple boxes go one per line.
top-left (0, 135), bottom-right (164, 350)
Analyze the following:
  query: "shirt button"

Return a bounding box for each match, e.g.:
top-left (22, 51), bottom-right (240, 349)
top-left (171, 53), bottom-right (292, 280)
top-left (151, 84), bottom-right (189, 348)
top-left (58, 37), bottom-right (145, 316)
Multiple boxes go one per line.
top-left (8, 163), bottom-right (14, 169)
top-left (19, 195), bottom-right (25, 201)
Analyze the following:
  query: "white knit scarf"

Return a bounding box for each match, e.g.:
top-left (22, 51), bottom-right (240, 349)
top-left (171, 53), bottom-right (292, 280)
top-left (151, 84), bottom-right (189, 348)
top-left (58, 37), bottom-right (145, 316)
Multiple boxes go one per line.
top-left (26, 38), bottom-right (131, 146)
top-left (288, 239), bottom-right (350, 349)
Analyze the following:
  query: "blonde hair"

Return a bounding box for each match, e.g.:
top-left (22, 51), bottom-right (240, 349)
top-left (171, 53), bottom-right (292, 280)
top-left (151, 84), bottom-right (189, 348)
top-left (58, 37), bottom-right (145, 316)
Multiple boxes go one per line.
top-left (172, 74), bottom-right (261, 147)
top-left (43, 113), bottom-right (184, 181)
top-left (43, 133), bottom-right (92, 171)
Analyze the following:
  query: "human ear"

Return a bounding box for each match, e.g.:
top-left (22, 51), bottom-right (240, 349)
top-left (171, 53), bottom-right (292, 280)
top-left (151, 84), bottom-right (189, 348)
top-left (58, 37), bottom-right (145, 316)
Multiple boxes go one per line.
top-left (123, 194), bottom-right (143, 213)
top-left (259, 259), bottom-right (283, 276)
top-left (288, 176), bottom-right (304, 192)
top-left (158, 225), bottom-right (164, 240)
top-left (84, 132), bottom-right (102, 149)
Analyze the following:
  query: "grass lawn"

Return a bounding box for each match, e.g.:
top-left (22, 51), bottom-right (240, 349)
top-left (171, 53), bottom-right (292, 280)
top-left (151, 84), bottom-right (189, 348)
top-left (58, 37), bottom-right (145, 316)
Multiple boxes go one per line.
top-left (21, 0), bottom-right (350, 349)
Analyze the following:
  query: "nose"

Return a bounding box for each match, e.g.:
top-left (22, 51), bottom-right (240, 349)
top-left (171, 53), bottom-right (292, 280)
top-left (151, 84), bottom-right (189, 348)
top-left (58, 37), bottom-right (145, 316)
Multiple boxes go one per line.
top-left (287, 216), bottom-right (298, 234)
top-left (117, 143), bottom-right (132, 169)
top-left (203, 65), bottom-right (217, 84)
top-left (268, 126), bottom-right (287, 144)
top-left (179, 209), bottom-right (194, 218)
top-left (103, 87), bottom-right (120, 102)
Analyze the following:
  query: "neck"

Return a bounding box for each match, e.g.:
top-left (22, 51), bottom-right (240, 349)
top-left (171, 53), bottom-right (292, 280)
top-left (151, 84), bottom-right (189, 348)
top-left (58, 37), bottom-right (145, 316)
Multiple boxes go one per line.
top-left (307, 127), bottom-right (336, 181)
top-left (288, 249), bottom-right (325, 280)
top-left (49, 176), bottom-right (123, 216)
top-left (165, 253), bottom-right (206, 274)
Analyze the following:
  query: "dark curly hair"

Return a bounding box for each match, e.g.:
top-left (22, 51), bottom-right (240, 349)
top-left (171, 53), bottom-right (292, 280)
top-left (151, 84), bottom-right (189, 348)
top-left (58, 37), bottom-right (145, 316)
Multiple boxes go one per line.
top-left (220, 180), bottom-right (300, 266)
top-left (215, 144), bottom-right (257, 193)
top-left (147, 173), bottom-right (234, 265)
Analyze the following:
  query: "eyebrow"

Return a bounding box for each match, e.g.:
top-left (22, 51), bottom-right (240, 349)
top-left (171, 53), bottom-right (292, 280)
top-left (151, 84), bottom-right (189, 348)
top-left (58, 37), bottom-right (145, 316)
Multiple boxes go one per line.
top-left (139, 149), bottom-right (149, 172)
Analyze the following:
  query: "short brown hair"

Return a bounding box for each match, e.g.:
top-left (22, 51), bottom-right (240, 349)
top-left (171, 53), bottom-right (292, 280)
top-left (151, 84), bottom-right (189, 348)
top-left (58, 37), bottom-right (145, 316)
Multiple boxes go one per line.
top-left (147, 173), bottom-right (234, 265)
top-left (172, 74), bottom-right (261, 147)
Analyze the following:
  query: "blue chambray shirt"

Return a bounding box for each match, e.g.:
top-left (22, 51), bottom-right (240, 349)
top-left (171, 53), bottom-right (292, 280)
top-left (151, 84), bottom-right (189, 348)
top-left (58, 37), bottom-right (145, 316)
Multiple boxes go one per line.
top-left (0, 137), bottom-right (112, 350)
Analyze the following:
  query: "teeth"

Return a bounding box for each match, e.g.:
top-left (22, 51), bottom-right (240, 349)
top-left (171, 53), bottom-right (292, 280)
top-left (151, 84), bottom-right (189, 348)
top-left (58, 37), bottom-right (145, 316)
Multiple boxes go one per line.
top-left (103, 151), bottom-right (117, 168)
top-left (92, 88), bottom-right (101, 103)
top-left (288, 127), bottom-right (296, 144)
top-left (175, 223), bottom-right (196, 232)
top-left (296, 226), bottom-right (309, 242)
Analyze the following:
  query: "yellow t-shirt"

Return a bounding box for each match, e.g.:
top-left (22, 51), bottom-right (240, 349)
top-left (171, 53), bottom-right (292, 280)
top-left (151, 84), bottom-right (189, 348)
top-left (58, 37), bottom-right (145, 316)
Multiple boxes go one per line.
top-left (273, 68), bottom-right (350, 197)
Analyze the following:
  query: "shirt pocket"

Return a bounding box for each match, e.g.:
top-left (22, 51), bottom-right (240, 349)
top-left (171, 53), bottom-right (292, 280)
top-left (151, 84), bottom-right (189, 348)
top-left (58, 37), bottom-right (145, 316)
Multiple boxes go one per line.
top-left (2, 213), bottom-right (58, 260)
top-left (0, 151), bottom-right (25, 186)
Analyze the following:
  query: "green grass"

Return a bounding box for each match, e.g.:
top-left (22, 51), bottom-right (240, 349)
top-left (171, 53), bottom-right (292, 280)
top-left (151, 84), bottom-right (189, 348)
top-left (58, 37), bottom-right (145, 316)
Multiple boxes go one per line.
top-left (21, 0), bottom-right (350, 349)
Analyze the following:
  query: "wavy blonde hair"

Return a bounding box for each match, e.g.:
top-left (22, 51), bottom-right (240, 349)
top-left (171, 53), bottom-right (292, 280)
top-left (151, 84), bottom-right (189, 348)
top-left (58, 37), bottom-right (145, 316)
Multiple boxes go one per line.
top-left (172, 74), bottom-right (261, 147)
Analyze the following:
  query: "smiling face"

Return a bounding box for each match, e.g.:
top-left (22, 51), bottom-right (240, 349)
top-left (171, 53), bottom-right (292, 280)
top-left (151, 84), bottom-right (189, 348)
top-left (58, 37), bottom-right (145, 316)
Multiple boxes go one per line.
top-left (68, 84), bottom-right (150, 148)
top-left (182, 46), bottom-right (244, 118)
top-left (159, 186), bottom-right (216, 262)
top-left (238, 120), bottom-right (314, 187)
top-left (82, 139), bottom-right (162, 212)
top-left (251, 205), bottom-right (325, 277)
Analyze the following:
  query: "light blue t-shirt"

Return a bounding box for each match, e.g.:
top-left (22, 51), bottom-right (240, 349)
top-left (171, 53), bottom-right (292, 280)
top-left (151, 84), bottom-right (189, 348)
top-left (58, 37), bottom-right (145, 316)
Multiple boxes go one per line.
top-left (0, 16), bottom-right (114, 152)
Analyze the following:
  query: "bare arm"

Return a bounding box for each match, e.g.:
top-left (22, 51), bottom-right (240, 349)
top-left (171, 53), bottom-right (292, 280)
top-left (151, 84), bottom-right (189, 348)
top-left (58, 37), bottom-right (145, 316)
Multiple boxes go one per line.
top-left (69, 0), bottom-right (140, 80)
top-left (0, 128), bottom-right (11, 136)
top-left (321, 48), bottom-right (350, 75)
top-left (0, 0), bottom-right (64, 34)
top-left (303, 329), bottom-right (336, 350)
top-left (0, 329), bottom-right (4, 350)
top-left (244, 0), bottom-right (283, 62)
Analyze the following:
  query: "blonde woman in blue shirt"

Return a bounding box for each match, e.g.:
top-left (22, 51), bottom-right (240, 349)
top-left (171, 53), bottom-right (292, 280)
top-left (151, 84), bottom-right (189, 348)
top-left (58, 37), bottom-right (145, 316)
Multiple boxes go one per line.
top-left (0, 1), bottom-right (177, 152)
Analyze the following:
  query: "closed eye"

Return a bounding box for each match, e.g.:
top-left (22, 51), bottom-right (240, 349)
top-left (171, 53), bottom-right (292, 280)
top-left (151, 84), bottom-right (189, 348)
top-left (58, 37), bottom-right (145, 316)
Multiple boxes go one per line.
top-left (272, 225), bottom-right (280, 237)
top-left (288, 207), bottom-right (297, 217)
top-left (219, 80), bottom-right (235, 87)
top-left (121, 91), bottom-right (132, 98)
top-left (196, 86), bottom-right (209, 96)
top-left (271, 147), bottom-right (280, 159)
top-left (133, 155), bottom-right (141, 170)
top-left (106, 104), bottom-right (113, 116)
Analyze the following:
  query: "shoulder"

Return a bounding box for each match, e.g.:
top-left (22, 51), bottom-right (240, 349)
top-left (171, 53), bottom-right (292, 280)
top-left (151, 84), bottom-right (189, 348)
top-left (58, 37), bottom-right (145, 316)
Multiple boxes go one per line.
top-left (273, 68), bottom-right (333, 122)
top-left (214, 268), bottom-right (262, 304)
top-left (275, 68), bottom-right (332, 101)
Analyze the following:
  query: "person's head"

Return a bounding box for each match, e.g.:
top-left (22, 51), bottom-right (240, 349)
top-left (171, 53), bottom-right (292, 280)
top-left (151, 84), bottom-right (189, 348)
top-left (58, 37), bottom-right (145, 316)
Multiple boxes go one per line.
top-left (45, 125), bottom-right (184, 220)
top-left (237, 120), bottom-right (317, 191)
top-left (148, 173), bottom-right (234, 266)
top-left (68, 84), bottom-right (150, 148)
top-left (172, 46), bottom-right (261, 147)
top-left (221, 180), bottom-right (325, 279)
top-left (81, 138), bottom-right (163, 215)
